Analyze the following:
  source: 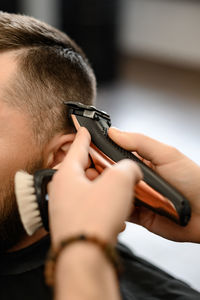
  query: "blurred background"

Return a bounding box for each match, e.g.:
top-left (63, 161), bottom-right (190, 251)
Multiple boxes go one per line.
top-left (1, 0), bottom-right (200, 291)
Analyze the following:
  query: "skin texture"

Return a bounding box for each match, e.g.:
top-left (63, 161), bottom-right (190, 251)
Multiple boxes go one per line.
top-left (0, 52), bottom-right (47, 251)
top-left (0, 51), bottom-right (77, 252)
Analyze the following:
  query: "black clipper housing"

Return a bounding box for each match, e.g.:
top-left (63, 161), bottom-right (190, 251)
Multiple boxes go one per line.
top-left (65, 101), bottom-right (191, 226)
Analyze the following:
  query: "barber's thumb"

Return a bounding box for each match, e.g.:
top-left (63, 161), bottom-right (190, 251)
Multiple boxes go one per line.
top-left (108, 127), bottom-right (129, 147)
top-left (108, 127), bottom-right (122, 137)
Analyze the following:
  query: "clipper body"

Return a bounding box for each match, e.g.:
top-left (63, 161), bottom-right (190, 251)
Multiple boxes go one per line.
top-left (66, 102), bottom-right (191, 226)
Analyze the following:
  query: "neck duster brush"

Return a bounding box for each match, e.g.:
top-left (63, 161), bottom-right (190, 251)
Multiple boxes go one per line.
top-left (14, 169), bottom-right (56, 235)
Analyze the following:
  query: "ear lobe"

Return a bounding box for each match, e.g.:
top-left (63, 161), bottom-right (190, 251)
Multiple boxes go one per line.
top-left (45, 133), bottom-right (76, 168)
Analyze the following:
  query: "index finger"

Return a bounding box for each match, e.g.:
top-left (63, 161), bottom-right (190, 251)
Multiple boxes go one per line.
top-left (60, 127), bottom-right (91, 176)
top-left (108, 127), bottom-right (182, 166)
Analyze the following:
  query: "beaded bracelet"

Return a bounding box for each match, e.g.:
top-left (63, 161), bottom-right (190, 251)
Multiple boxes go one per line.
top-left (45, 234), bottom-right (122, 287)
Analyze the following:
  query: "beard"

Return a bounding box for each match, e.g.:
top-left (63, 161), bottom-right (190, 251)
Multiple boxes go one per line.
top-left (0, 158), bottom-right (44, 253)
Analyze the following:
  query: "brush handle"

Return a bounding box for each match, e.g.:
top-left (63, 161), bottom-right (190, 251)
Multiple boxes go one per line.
top-left (34, 169), bottom-right (57, 231)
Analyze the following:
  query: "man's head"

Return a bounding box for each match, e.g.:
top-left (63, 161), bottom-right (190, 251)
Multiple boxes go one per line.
top-left (0, 12), bottom-right (96, 252)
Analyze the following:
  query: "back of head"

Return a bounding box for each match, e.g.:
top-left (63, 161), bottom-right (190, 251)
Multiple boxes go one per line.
top-left (0, 11), bottom-right (96, 144)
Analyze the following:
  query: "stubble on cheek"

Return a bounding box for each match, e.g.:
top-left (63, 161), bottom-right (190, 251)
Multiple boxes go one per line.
top-left (0, 156), bottom-right (44, 253)
top-left (0, 177), bottom-right (25, 253)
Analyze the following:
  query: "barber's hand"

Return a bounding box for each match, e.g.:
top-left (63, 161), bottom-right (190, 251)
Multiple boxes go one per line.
top-left (48, 127), bottom-right (142, 246)
top-left (108, 127), bottom-right (200, 243)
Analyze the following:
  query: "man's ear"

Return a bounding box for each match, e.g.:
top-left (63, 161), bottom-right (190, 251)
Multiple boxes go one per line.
top-left (44, 133), bottom-right (76, 168)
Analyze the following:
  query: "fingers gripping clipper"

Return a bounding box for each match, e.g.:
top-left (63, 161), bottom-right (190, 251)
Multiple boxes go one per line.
top-left (16, 101), bottom-right (191, 235)
top-left (65, 101), bottom-right (191, 226)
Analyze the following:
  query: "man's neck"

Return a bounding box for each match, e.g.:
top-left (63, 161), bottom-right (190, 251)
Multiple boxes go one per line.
top-left (8, 228), bottom-right (48, 252)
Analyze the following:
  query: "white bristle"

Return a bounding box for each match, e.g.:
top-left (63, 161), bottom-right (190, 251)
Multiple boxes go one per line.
top-left (14, 170), bottom-right (43, 236)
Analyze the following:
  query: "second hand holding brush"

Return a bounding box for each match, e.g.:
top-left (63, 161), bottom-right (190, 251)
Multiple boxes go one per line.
top-left (14, 128), bottom-right (141, 238)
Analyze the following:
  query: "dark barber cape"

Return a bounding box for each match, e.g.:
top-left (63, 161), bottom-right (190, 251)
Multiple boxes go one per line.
top-left (0, 235), bottom-right (199, 300)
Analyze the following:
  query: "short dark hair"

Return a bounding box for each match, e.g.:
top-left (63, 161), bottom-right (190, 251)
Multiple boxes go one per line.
top-left (0, 12), bottom-right (96, 143)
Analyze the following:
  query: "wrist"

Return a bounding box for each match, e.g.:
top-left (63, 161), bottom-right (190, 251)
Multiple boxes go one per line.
top-left (45, 234), bottom-right (121, 287)
top-left (55, 243), bottom-right (121, 300)
top-left (51, 228), bottom-right (117, 248)
top-left (57, 242), bottom-right (114, 273)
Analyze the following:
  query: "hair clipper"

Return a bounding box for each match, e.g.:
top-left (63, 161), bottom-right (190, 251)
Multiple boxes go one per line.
top-left (65, 101), bottom-right (191, 226)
